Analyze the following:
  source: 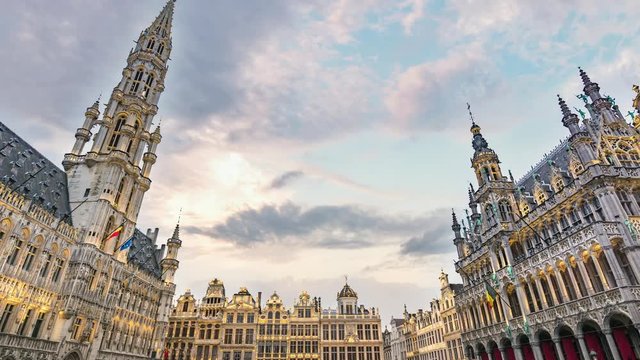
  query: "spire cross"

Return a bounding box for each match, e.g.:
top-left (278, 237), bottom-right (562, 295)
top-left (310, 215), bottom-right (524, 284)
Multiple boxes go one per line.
top-left (467, 102), bottom-right (475, 124)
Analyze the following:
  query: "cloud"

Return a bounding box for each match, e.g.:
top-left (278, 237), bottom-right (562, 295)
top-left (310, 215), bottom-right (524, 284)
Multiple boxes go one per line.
top-left (186, 202), bottom-right (430, 248)
top-left (384, 43), bottom-right (501, 131)
top-left (267, 171), bottom-right (304, 190)
top-left (399, 212), bottom-right (453, 256)
top-left (400, 0), bottom-right (426, 35)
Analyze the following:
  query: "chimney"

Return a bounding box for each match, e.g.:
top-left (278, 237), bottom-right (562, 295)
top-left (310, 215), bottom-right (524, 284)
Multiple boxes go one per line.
top-left (257, 291), bottom-right (262, 313)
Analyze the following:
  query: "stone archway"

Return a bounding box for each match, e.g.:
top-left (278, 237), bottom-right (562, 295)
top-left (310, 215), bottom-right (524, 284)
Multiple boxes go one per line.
top-left (477, 343), bottom-right (489, 360)
top-left (487, 340), bottom-right (501, 360)
top-left (555, 325), bottom-right (580, 360)
top-left (465, 344), bottom-right (476, 359)
top-left (581, 320), bottom-right (611, 360)
top-left (608, 312), bottom-right (640, 360)
top-left (63, 351), bottom-right (82, 360)
top-left (500, 338), bottom-right (516, 360)
top-left (517, 334), bottom-right (535, 360)
top-left (536, 329), bottom-right (558, 360)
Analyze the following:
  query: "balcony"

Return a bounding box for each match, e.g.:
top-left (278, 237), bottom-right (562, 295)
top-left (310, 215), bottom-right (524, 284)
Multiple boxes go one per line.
top-left (0, 333), bottom-right (57, 354)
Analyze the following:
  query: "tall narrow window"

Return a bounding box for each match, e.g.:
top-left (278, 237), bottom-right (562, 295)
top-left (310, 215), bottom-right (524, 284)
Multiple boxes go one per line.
top-left (596, 252), bottom-right (617, 288)
top-left (51, 258), bottom-right (64, 282)
top-left (40, 253), bottom-right (51, 277)
top-left (114, 178), bottom-right (125, 207)
top-left (107, 116), bottom-right (127, 150)
top-left (72, 317), bottom-right (83, 340)
top-left (143, 74), bottom-right (155, 99)
top-left (146, 38), bottom-right (156, 50)
top-left (101, 217), bottom-right (115, 250)
top-left (8, 238), bottom-right (23, 266)
top-left (614, 242), bottom-right (638, 285)
top-left (549, 274), bottom-right (564, 304)
top-left (22, 244), bottom-right (37, 271)
top-left (560, 268), bottom-right (577, 300)
top-left (617, 190), bottom-right (636, 215)
top-left (157, 42), bottom-right (165, 55)
top-left (498, 201), bottom-right (512, 222)
top-left (126, 121), bottom-right (141, 156)
top-left (129, 69), bottom-right (144, 95)
top-left (0, 304), bottom-right (15, 332)
top-left (584, 256), bottom-right (605, 292)
top-left (31, 312), bottom-right (45, 338)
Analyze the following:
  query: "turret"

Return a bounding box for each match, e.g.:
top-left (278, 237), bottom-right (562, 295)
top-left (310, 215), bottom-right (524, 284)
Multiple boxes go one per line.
top-left (467, 104), bottom-right (503, 187)
top-left (70, 99), bottom-right (101, 156)
top-left (337, 281), bottom-right (358, 315)
top-left (579, 67), bottom-right (601, 102)
top-left (452, 210), bottom-right (465, 258)
top-left (558, 95), bottom-right (580, 135)
top-left (161, 224), bottom-right (182, 284)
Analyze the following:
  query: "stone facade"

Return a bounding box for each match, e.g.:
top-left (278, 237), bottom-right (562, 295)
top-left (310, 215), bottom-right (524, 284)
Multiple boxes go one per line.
top-left (166, 281), bottom-right (383, 360)
top-left (386, 271), bottom-right (463, 360)
top-left (452, 70), bottom-right (640, 360)
top-left (0, 1), bottom-right (181, 359)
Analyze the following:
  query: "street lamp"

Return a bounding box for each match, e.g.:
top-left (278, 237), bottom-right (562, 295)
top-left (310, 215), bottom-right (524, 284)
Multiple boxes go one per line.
top-left (589, 350), bottom-right (597, 359)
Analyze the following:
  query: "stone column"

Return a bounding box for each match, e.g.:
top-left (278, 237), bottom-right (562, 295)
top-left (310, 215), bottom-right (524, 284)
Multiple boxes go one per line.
top-left (531, 341), bottom-right (544, 360)
top-left (498, 346), bottom-right (508, 360)
top-left (604, 329), bottom-right (622, 360)
top-left (590, 254), bottom-right (611, 290)
top-left (552, 337), bottom-right (566, 360)
top-left (554, 268), bottom-right (571, 301)
top-left (513, 344), bottom-right (524, 360)
top-left (576, 334), bottom-right (589, 359)
top-left (566, 263), bottom-right (584, 298)
top-left (533, 278), bottom-right (548, 309)
top-left (576, 260), bottom-right (595, 295)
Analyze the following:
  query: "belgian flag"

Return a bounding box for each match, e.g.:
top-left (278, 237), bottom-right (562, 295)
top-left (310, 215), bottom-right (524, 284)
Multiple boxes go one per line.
top-left (485, 281), bottom-right (498, 309)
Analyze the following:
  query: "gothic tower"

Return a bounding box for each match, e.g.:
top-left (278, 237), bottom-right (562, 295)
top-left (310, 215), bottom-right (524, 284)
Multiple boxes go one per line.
top-left (62, 0), bottom-right (175, 255)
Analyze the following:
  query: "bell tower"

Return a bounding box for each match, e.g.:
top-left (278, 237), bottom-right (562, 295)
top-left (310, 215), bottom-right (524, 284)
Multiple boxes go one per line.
top-left (62, 0), bottom-right (175, 255)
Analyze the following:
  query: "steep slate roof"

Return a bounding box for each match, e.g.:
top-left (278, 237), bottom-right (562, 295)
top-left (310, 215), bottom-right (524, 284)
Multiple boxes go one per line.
top-left (0, 122), bottom-right (72, 223)
top-left (128, 228), bottom-right (164, 279)
top-left (516, 138), bottom-right (570, 194)
top-left (450, 283), bottom-right (464, 293)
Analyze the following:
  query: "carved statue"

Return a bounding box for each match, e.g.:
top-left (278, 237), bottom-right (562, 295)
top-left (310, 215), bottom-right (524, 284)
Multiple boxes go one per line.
top-left (633, 84), bottom-right (640, 110)
top-left (605, 95), bottom-right (616, 106)
top-left (576, 94), bottom-right (588, 104)
top-left (628, 110), bottom-right (636, 121)
top-left (574, 107), bottom-right (586, 120)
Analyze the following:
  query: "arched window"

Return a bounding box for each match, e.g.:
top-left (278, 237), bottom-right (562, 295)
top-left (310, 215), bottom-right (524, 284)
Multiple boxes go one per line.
top-left (616, 190), bottom-right (636, 215)
top-left (595, 249), bottom-right (617, 288)
top-left (498, 201), bottom-right (512, 222)
top-left (267, 311), bottom-right (273, 319)
top-left (548, 273), bottom-right (564, 304)
top-left (129, 69), bottom-right (144, 95)
top-left (539, 276), bottom-right (554, 306)
top-left (142, 74), bottom-right (155, 99)
top-left (510, 240), bottom-right (525, 261)
top-left (480, 167), bottom-right (490, 184)
top-left (522, 281), bottom-right (536, 312)
top-left (529, 277), bottom-right (543, 310)
top-left (559, 265), bottom-right (577, 300)
top-left (613, 240), bottom-right (638, 285)
top-left (506, 284), bottom-right (522, 317)
top-left (553, 176), bottom-right (564, 192)
top-left (126, 120), bottom-right (141, 156)
top-left (569, 257), bottom-right (588, 297)
top-left (107, 115), bottom-right (127, 151)
top-left (584, 254), bottom-right (605, 292)
top-left (490, 166), bottom-right (500, 180)
top-left (182, 302), bottom-right (188, 312)
top-left (275, 312), bottom-right (280, 319)
top-left (146, 38), bottom-right (156, 50)
top-left (485, 205), bottom-right (496, 227)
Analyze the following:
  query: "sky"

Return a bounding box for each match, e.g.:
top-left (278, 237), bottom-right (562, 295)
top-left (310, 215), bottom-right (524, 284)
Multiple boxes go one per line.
top-left (2, 0), bottom-right (640, 324)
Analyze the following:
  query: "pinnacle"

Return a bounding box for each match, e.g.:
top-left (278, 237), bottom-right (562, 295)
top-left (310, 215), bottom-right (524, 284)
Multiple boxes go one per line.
top-left (172, 223), bottom-right (180, 239)
top-left (557, 94), bottom-right (571, 117)
top-left (578, 67), bottom-right (592, 87)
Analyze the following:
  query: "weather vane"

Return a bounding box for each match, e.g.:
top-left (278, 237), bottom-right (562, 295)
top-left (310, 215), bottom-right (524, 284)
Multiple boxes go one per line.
top-left (466, 102), bottom-right (475, 124)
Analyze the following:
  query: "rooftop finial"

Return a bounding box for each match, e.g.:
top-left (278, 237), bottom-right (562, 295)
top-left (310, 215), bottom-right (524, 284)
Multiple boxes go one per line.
top-left (177, 207), bottom-right (182, 225)
top-left (467, 102), bottom-right (476, 125)
top-left (452, 209), bottom-right (459, 225)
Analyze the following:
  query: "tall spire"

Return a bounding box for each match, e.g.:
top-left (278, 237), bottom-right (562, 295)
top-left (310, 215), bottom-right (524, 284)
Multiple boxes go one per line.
top-left (578, 67), bottom-right (601, 101)
top-left (558, 94), bottom-right (580, 134)
top-left (148, 0), bottom-right (176, 39)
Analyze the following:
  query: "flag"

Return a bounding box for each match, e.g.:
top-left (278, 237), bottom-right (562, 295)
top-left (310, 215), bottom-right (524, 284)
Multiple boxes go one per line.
top-left (485, 281), bottom-right (498, 309)
top-left (105, 225), bottom-right (123, 241)
top-left (118, 236), bottom-right (133, 251)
